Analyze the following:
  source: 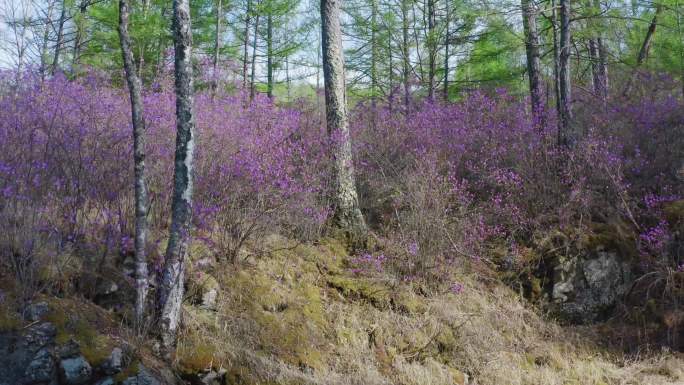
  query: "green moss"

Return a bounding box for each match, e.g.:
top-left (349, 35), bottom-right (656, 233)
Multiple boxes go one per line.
top-left (44, 299), bottom-right (113, 366)
top-left (0, 305), bottom-right (20, 331)
top-left (664, 200), bottom-right (684, 226)
top-left (327, 276), bottom-right (390, 309)
top-left (178, 340), bottom-right (218, 374)
top-left (530, 277), bottom-right (543, 299)
top-left (113, 360), bottom-right (139, 383)
top-left (319, 237), bottom-right (348, 258)
top-left (435, 327), bottom-right (457, 354)
top-left (392, 289), bottom-right (427, 314)
top-left (224, 269), bottom-right (329, 370)
top-left (584, 221), bottom-right (638, 258)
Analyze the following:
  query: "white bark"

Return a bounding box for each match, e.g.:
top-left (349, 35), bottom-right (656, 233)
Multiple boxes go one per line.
top-left (159, 0), bottom-right (196, 358)
top-left (321, 0), bottom-right (368, 246)
top-left (558, 0), bottom-right (573, 146)
top-left (118, 0), bottom-right (149, 331)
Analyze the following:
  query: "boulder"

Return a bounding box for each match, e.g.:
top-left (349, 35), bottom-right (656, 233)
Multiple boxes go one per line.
top-left (58, 339), bottom-right (81, 359)
top-left (552, 250), bottom-right (632, 323)
top-left (189, 273), bottom-right (219, 310)
top-left (25, 302), bottom-right (49, 322)
top-left (0, 322), bottom-right (58, 385)
top-left (23, 347), bottom-right (57, 385)
top-left (101, 347), bottom-right (123, 375)
top-left (200, 369), bottom-right (227, 385)
top-left (24, 322), bottom-right (57, 348)
top-left (59, 355), bottom-right (92, 384)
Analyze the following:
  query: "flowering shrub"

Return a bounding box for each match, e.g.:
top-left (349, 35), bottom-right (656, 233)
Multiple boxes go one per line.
top-left (0, 69), bottom-right (682, 296)
top-left (0, 71), bottom-right (329, 293)
top-left (352, 89), bottom-right (683, 278)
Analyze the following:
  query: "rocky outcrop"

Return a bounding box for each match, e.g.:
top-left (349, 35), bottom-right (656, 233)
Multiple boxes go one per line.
top-left (0, 303), bottom-right (167, 385)
top-left (552, 250), bottom-right (632, 323)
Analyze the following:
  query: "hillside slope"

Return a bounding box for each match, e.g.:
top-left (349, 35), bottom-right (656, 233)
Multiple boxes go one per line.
top-left (1, 235), bottom-right (682, 385)
top-left (172, 235), bottom-right (684, 385)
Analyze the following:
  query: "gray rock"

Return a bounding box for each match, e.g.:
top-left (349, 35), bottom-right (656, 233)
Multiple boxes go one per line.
top-left (552, 250), bottom-right (632, 323)
top-left (59, 355), bottom-right (92, 384)
top-left (0, 321), bottom-right (58, 385)
top-left (97, 280), bottom-right (119, 296)
top-left (120, 365), bottom-right (162, 385)
top-left (194, 257), bottom-right (215, 271)
top-left (201, 288), bottom-right (218, 309)
top-left (58, 339), bottom-right (81, 359)
top-left (101, 347), bottom-right (123, 375)
top-left (25, 302), bottom-right (49, 322)
top-left (23, 347), bottom-right (57, 385)
top-left (200, 369), bottom-right (226, 385)
top-left (24, 322), bottom-right (57, 348)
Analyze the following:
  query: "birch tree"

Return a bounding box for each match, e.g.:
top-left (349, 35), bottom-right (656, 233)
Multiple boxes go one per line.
top-left (558, 0), bottom-right (573, 146)
top-left (158, 0), bottom-right (196, 357)
top-left (521, 0), bottom-right (543, 116)
top-left (321, 0), bottom-right (367, 246)
top-left (118, 0), bottom-right (149, 330)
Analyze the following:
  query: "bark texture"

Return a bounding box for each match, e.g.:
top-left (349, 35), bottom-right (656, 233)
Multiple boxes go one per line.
top-left (267, 13), bottom-right (273, 98)
top-left (250, 12), bottom-right (260, 101)
top-left (401, 0), bottom-right (410, 111)
top-left (118, 0), bottom-right (150, 331)
top-left (443, 0), bottom-right (450, 101)
top-left (242, 0), bottom-right (252, 89)
top-left (39, 0), bottom-right (56, 81)
top-left (588, 0), bottom-right (608, 100)
top-left (321, 0), bottom-right (368, 246)
top-left (624, 4), bottom-right (662, 95)
top-left (521, 0), bottom-right (543, 116)
top-left (426, 0), bottom-right (436, 100)
top-left (159, 0), bottom-right (196, 358)
top-left (558, 0), bottom-right (574, 146)
top-left (213, 0), bottom-right (222, 92)
top-left (52, 0), bottom-right (66, 74)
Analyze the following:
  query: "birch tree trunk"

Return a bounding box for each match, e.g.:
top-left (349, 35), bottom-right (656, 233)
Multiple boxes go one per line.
top-left (118, 0), bottom-right (149, 331)
top-left (388, 26), bottom-right (395, 112)
top-left (443, 0), bottom-right (450, 101)
top-left (558, 0), bottom-right (574, 146)
top-left (52, 0), bottom-right (66, 74)
top-left (242, 0), bottom-right (252, 89)
top-left (521, 0), bottom-right (543, 117)
top-left (72, 0), bottom-right (88, 67)
top-left (624, 4), bottom-right (661, 95)
top-left (250, 12), bottom-right (260, 101)
top-left (39, 0), bottom-right (56, 81)
top-left (267, 12), bottom-right (273, 99)
top-left (158, 0), bottom-right (196, 358)
top-left (402, 0), bottom-right (411, 112)
top-left (552, 0), bottom-right (561, 126)
top-left (321, 0), bottom-right (368, 246)
top-left (370, 0), bottom-right (378, 110)
top-left (426, 0), bottom-right (436, 101)
top-left (588, 0), bottom-right (607, 101)
top-left (589, 38), bottom-right (601, 92)
top-left (213, 0), bottom-right (222, 93)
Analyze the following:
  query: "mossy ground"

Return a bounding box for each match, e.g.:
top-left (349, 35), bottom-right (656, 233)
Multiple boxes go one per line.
top-left (174, 234), bottom-right (684, 385)
top-left (2, 233), bottom-right (682, 385)
top-left (44, 297), bottom-right (117, 366)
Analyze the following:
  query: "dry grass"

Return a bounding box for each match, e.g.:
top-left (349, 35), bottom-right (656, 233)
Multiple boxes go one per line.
top-left (174, 235), bottom-right (684, 385)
